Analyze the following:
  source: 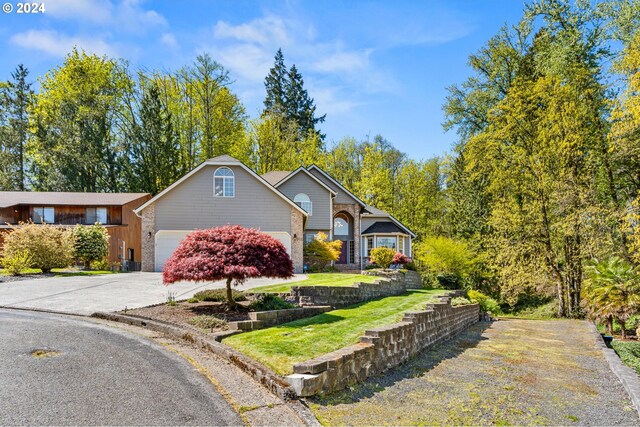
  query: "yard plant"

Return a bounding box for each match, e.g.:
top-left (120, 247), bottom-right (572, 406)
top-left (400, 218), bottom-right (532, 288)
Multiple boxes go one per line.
top-left (2, 222), bottom-right (75, 273)
top-left (71, 224), bottom-right (109, 268)
top-left (162, 225), bottom-right (294, 307)
top-left (224, 289), bottom-right (446, 375)
top-left (303, 232), bottom-right (341, 271)
top-left (369, 247), bottom-right (395, 269)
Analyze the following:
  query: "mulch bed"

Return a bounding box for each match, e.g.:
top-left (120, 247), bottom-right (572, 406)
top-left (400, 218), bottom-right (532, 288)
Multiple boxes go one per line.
top-left (122, 301), bottom-right (252, 332)
top-left (0, 273), bottom-right (54, 283)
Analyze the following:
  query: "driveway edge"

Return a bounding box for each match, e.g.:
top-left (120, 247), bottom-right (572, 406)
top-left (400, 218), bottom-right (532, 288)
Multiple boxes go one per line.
top-left (588, 322), bottom-right (640, 417)
top-left (91, 311), bottom-right (321, 426)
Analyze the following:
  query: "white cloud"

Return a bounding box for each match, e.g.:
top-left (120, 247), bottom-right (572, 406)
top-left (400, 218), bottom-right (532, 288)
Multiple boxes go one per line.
top-left (10, 30), bottom-right (117, 57)
top-left (42, 0), bottom-right (166, 32)
top-left (210, 43), bottom-right (273, 83)
top-left (45, 0), bottom-right (113, 24)
top-left (214, 15), bottom-right (291, 47)
top-left (160, 33), bottom-right (178, 49)
top-left (311, 49), bottom-right (373, 74)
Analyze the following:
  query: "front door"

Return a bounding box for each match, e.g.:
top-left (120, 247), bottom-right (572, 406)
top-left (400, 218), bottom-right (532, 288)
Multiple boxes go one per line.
top-left (338, 241), bottom-right (348, 263)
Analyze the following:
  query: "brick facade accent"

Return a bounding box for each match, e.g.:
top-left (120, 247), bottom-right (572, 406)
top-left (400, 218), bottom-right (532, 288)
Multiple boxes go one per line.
top-left (141, 205), bottom-right (156, 272)
top-left (333, 202), bottom-right (361, 267)
top-left (291, 209), bottom-right (304, 273)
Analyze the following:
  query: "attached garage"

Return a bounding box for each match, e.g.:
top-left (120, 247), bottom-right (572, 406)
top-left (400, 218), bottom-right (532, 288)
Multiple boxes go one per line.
top-left (154, 229), bottom-right (292, 272)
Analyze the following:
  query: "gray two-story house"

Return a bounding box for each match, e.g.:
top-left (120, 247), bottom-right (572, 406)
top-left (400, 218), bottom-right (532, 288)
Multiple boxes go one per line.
top-left (135, 155), bottom-right (415, 273)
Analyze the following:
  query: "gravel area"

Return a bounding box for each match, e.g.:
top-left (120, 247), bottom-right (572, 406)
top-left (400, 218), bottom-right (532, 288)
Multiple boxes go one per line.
top-left (309, 318), bottom-right (639, 426)
top-left (0, 273), bottom-right (53, 283)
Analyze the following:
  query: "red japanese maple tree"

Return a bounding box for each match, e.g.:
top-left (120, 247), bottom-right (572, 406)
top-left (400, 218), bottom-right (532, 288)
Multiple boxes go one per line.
top-left (392, 252), bottom-right (411, 266)
top-left (162, 225), bottom-right (294, 306)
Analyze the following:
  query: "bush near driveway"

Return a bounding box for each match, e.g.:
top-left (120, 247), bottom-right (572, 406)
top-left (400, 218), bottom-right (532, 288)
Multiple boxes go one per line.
top-left (2, 222), bottom-right (75, 274)
top-left (71, 224), bottom-right (109, 267)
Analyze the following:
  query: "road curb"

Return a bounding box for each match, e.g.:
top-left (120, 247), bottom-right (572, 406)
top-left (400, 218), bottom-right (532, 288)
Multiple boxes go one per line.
top-left (91, 311), bottom-right (321, 425)
top-left (0, 305), bottom-right (88, 317)
top-left (588, 322), bottom-right (640, 418)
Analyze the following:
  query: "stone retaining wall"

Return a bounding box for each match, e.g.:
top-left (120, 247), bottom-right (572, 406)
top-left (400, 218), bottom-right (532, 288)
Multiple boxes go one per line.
top-left (285, 293), bottom-right (478, 396)
top-left (229, 306), bottom-right (332, 331)
top-left (363, 269), bottom-right (423, 289)
top-left (290, 275), bottom-right (406, 308)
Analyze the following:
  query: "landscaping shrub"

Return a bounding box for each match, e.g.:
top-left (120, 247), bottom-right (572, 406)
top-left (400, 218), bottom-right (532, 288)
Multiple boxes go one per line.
top-left (190, 289), bottom-right (247, 303)
top-left (611, 340), bottom-right (640, 375)
top-left (0, 250), bottom-right (32, 276)
top-left (72, 224), bottom-right (109, 267)
top-left (187, 315), bottom-right (228, 330)
top-left (304, 232), bottom-right (341, 271)
top-left (2, 222), bottom-right (75, 273)
top-left (468, 289), bottom-right (502, 314)
top-left (414, 236), bottom-right (480, 288)
top-left (392, 252), bottom-right (411, 266)
top-left (90, 258), bottom-right (111, 271)
top-left (370, 247), bottom-right (396, 269)
top-left (364, 263), bottom-right (380, 270)
top-left (163, 225), bottom-right (293, 307)
top-left (451, 297), bottom-right (472, 306)
top-left (513, 301), bottom-right (559, 319)
top-left (249, 294), bottom-right (294, 311)
top-left (404, 261), bottom-right (417, 271)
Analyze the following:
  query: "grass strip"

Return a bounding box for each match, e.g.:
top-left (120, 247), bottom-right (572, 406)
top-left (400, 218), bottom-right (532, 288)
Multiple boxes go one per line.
top-left (223, 289), bottom-right (446, 375)
top-left (248, 273), bottom-right (379, 293)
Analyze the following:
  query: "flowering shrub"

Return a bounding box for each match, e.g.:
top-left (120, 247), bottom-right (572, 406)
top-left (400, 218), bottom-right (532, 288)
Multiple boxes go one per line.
top-left (162, 225), bottom-right (294, 306)
top-left (392, 252), bottom-right (411, 265)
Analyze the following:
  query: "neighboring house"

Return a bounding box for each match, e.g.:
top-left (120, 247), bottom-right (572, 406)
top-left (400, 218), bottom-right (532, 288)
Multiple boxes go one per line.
top-left (0, 192), bottom-right (151, 267)
top-left (136, 155), bottom-right (415, 274)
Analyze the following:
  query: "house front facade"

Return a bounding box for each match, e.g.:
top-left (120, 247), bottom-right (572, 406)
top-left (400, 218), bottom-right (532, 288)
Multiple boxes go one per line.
top-left (136, 155), bottom-right (415, 273)
top-left (0, 192), bottom-right (151, 267)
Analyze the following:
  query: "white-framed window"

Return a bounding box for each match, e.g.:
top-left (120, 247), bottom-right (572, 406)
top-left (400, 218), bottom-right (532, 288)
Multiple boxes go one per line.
top-left (32, 207), bottom-right (54, 224)
top-left (86, 207), bottom-right (108, 224)
top-left (334, 216), bottom-right (349, 236)
top-left (377, 236), bottom-right (397, 250)
top-left (398, 237), bottom-right (404, 254)
top-left (294, 193), bottom-right (312, 215)
top-left (214, 167), bottom-right (235, 197)
top-left (366, 236), bottom-right (374, 256)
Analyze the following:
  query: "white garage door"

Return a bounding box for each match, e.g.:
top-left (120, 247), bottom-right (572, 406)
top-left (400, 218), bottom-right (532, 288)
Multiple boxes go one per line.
top-left (154, 230), bottom-right (292, 272)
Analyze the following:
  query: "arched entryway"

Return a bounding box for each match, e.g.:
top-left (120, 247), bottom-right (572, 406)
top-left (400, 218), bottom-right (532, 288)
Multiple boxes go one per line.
top-left (333, 211), bottom-right (354, 264)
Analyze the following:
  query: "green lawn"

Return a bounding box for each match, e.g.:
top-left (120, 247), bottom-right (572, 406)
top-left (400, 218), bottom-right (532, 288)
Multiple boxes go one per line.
top-left (223, 289), bottom-right (446, 375)
top-left (248, 273), bottom-right (379, 293)
top-left (0, 268), bottom-right (120, 277)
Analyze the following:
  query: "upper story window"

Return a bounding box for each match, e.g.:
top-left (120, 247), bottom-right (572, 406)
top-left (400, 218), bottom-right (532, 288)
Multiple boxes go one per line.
top-left (294, 193), bottom-right (312, 215)
top-left (32, 207), bottom-right (54, 224)
top-left (86, 207), bottom-right (107, 224)
top-left (214, 167), bottom-right (235, 197)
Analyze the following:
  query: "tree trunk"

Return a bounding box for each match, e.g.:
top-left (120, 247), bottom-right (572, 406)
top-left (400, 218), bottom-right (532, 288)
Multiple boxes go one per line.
top-left (606, 315), bottom-right (613, 335)
top-left (226, 277), bottom-right (236, 308)
top-left (618, 317), bottom-right (627, 339)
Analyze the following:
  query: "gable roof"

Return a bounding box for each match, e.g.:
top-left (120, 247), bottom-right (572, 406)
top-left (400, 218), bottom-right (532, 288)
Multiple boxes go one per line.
top-left (306, 165), bottom-right (366, 207)
top-left (133, 156), bottom-right (308, 217)
top-left (0, 192), bottom-right (149, 209)
top-left (362, 221), bottom-right (407, 235)
top-left (261, 171), bottom-right (291, 186)
top-left (273, 167), bottom-right (337, 195)
top-left (362, 204), bottom-right (417, 238)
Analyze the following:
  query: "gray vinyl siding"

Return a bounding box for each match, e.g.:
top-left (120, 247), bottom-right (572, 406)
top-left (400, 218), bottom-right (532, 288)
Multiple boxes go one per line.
top-left (154, 164), bottom-right (294, 233)
top-left (277, 172), bottom-right (332, 231)
top-left (308, 168), bottom-right (360, 205)
top-left (360, 216), bottom-right (378, 232)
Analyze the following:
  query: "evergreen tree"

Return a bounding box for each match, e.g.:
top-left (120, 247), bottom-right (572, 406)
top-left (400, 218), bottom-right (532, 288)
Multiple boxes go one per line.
top-left (286, 64), bottom-right (326, 140)
top-left (127, 81), bottom-right (180, 195)
top-left (263, 49), bottom-right (287, 114)
top-left (0, 64), bottom-right (32, 190)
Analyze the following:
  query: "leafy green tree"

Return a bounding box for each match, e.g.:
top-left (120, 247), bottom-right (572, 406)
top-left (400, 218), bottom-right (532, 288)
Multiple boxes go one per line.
top-left (584, 257), bottom-right (640, 338)
top-left (414, 236), bottom-right (479, 288)
top-left (72, 224), bottom-right (110, 268)
top-left (29, 49), bottom-right (129, 192)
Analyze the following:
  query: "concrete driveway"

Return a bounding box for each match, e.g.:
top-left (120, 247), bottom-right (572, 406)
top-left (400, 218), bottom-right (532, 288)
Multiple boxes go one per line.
top-left (0, 272), bottom-right (306, 315)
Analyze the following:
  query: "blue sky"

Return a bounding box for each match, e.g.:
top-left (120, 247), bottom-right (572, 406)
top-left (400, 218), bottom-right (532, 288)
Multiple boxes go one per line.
top-left (0, 0), bottom-right (526, 160)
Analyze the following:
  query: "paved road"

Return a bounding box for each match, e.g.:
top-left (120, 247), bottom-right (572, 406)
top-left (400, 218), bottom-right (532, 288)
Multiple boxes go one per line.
top-left (0, 272), bottom-right (306, 315)
top-left (311, 319), bottom-right (640, 426)
top-left (0, 309), bottom-right (243, 426)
